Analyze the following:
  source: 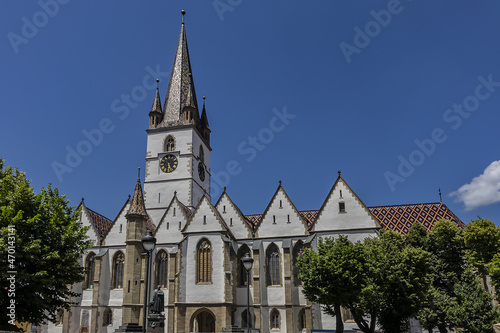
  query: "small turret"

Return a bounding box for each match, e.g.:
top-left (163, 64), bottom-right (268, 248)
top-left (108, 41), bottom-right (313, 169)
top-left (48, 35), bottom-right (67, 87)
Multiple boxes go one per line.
top-left (199, 96), bottom-right (211, 145)
top-left (149, 79), bottom-right (163, 128)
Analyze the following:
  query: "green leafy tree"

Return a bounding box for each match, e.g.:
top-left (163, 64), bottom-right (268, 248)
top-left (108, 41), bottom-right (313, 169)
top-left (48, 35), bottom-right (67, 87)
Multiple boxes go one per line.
top-left (297, 235), bottom-right (365, 333)
top-left (362, 230), bottom-right (431, 333)
top-left (298, 230), bottom-right (431, 333)
top-left (0, 159), bottom-right (91, 330)
top-left (464, 218), bottom-right (500, 289)
top-left (451, 265), bottom-right (496, 333)
top-left (414, 220), bottom-right (466, 333)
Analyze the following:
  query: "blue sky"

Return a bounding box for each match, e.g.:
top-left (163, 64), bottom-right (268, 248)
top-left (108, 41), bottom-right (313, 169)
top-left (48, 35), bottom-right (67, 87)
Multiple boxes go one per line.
top-left (1, 1), bottom-right (499, 225)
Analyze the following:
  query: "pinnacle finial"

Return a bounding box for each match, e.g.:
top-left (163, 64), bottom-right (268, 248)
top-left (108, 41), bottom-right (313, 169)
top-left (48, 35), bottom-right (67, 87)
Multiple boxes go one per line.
top-left (138, 167), bottom-right (141, 179)
top-left (203, 96), bottom-right (206, 107)
top-left (279, 180), bottom-right (282, 186)
top-left (439, 187), bottom-right (442, 202)
top-left (338, 170), bottom-right (341, 177)
top-left (156, 78), bottom-right (159, 89)
top-left (223, 186), bottom-right (226, 192)
top-left (181, 10), bottom-right (186, 24)
top-left (174, 191), bottom-right (177, 196)
top-left (81, 197), bottom-right (84, 203)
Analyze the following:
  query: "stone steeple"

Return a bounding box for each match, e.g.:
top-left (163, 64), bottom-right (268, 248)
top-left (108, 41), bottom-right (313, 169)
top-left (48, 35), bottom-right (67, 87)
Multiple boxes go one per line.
top-left (162, 10), bottom-right (199, 126)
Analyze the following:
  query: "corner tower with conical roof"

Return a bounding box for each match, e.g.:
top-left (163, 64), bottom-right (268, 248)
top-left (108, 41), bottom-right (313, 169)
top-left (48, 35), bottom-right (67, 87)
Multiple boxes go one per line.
top-left (144, 11), bottom-right (211, 224)
top-left (122, 174), bottom-right (149, 325)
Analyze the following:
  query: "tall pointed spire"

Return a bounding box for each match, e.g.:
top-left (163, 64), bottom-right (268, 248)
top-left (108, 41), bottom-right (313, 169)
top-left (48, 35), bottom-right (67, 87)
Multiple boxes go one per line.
top-left (163, 10), bottom-right (198, 125)
top-left (127, 169), bottom-right (147, 217)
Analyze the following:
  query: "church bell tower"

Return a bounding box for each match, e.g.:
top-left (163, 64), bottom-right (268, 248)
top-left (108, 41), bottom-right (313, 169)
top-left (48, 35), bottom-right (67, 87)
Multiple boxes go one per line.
top-left (144, 11), bottom-right (211, 224)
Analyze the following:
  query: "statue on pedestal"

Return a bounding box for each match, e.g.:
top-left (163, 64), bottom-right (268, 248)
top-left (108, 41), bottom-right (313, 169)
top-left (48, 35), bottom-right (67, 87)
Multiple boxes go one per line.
top-left (149, 285), bottom-right (164, 314)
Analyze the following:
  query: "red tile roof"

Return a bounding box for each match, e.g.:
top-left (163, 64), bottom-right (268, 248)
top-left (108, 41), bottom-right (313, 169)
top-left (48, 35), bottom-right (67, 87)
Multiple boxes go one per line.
top-left (85, 207), bottom-right (114, 240)
top-left (243, 203), bottom-right (464, 234)
top-left (369, 202), bottom-right (464, 235)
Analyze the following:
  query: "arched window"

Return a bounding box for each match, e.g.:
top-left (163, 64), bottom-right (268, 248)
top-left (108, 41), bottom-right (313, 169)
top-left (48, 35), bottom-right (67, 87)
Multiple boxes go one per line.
top-left (103, 307), bottom-right (113, 326)
top-left (270, 309), bottom-right (280, 330)
top-left (293, 241), bottom-right (304, 286)
top-left (155, 250), bottom-right (168, 289)
top-left (197, 239), bottom-right (212, 283)
top-left (84, 252), bottom-right (95, 289)
top-left (112, 251), bottom-right (125, 289)
top-left (238, 245), bottom-right (252, 287)
top-left (298, 308), bottom-right (306, 331)
top-left (199, 145), bottom-right (204, 163)
top-left (164, 135), bottom-right (175, 152)
top-left (267, 244), bottom-right (280, 286)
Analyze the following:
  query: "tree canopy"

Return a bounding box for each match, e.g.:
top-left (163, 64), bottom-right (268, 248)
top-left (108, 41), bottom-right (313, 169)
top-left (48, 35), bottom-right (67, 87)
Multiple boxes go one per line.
top-left (0, 159), bottom-right (91, 330)
top-left (297, 218), bottom-right (499, 333)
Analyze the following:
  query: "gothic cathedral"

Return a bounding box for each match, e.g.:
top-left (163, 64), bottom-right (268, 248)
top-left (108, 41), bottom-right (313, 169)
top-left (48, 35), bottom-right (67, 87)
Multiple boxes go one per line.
top-left (46, 12), bottom-right (464, 333)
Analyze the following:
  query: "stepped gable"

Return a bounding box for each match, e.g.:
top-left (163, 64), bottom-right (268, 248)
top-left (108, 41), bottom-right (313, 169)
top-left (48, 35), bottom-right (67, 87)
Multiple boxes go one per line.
top-left (84, 206), bottom-right (113, 240)
top-left (244, 203), bottom-right (464, 235)
top-left (369, 202), bottom-right (464, 235)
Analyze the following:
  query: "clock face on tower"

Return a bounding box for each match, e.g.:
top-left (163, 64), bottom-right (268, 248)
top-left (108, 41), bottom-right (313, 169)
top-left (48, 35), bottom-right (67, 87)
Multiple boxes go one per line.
top-left (160, 154), bottom-right (178, 173)
top-left (198, 162), bottom-right (205, 181)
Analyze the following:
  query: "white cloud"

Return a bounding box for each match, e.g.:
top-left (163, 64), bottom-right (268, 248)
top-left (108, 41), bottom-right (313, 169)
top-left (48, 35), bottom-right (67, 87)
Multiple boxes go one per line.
top-left (450, 160), bottom-right (500, 211)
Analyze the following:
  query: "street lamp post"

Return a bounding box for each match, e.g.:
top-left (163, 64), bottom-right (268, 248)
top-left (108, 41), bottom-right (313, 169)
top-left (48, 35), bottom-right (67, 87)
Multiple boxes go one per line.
top-left (242, 252), bottom-right (254, 333)
top-left (141, 229), bottom-right (156, 333)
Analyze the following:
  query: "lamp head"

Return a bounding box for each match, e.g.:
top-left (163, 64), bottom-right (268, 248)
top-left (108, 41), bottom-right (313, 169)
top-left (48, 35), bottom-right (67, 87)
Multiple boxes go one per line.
top-left (141, 230), bottom-right (156, 252)
top-left (242, 252), bottom-right (254, 271)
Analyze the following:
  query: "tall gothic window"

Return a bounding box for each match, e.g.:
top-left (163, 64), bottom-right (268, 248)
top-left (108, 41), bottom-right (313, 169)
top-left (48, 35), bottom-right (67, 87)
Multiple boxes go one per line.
top-left (197, 239), bottom-right (212, 283)
top-left (293, 241), bottom-right (304, 286)
top-left (238, 245), bottom-right (252, 286)
top-left (155, 250), bottom-right (168, 289)
top-left (267, 244), bottom-right (280, 286)
top-left (84, 252), bottom-right (95, 289)
top-left (112, 251), bottom-right (125, 289)
top-left (270, 309), bottom-right (280, 330)
top-left (298, 308), bottom-right (306, 331)
top-left (164, 135), bottom-right (175, 152)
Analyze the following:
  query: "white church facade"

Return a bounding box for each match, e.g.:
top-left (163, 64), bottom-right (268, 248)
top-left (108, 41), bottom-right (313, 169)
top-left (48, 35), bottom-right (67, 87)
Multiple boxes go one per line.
top-left (45, 12), bottom-right (464, 333)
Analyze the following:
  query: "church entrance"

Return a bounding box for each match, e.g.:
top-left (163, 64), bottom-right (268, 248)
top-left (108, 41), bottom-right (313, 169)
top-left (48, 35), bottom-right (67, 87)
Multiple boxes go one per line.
top-left (191, 309), bottom-right (216, 333)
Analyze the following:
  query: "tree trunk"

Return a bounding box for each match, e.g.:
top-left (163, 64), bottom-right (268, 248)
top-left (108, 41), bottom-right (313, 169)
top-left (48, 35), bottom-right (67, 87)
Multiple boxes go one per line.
top-left (352, 309), bottom-right (376, 333)
top-left (335, 304), bottom-right (344, 333)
